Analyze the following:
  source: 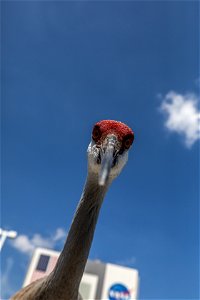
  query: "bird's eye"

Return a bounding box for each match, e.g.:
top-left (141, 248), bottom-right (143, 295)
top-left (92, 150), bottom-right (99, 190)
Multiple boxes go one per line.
top-left (123, 134), bottom-right (134, 149)
top-left (92, 125), bottom-right (101, 141)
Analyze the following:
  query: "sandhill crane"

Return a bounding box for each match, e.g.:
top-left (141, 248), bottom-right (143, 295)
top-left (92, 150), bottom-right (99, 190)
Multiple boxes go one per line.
top-left (11, 120), bottom-right (134, 300)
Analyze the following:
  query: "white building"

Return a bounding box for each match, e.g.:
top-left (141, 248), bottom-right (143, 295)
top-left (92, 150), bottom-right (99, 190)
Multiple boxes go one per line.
top-left (24, 247), bottom-right (139, 300)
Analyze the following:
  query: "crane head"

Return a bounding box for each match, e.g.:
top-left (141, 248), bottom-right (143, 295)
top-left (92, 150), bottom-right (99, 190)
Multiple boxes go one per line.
top-left (87, 120), bottom-right (134, 186)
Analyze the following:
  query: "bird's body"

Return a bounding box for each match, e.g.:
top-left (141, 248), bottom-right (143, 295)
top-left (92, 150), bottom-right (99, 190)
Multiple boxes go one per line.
top-left (11, 120), bottom-right (134, 300)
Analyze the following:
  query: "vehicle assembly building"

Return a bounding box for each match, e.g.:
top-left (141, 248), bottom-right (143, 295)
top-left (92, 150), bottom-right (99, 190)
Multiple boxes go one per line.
top-left (23, 247), bottom-right (139, 300)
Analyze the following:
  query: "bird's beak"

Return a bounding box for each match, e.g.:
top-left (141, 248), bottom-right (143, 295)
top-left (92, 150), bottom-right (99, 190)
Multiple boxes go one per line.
top-left (98, 135), bottom-right (118, 186)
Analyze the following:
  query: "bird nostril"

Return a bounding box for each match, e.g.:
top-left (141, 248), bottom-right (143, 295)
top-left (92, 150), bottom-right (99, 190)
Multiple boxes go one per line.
top-left (97, 153), bottom-right (101, 164)
top-left (113, 149), bottom-right (118, 157)
top-left (112, 151), bottom-right (119, 167)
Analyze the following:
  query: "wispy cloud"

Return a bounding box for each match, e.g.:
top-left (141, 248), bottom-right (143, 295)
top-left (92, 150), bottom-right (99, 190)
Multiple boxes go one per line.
top-left (160, 91), bottom-right (200, 148)
top-left (0, 257), bottom-right (16, 300)
top-left (116, 256), bottom-right (136, 267)
top-left (10, 228), bottom-right (66, 256)
top-left (53, 228), bottom-right (66, 242)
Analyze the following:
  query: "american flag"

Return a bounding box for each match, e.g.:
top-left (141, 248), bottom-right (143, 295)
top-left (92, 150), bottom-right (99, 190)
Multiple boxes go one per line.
top-left (28, 252), bottom-right (59, 284)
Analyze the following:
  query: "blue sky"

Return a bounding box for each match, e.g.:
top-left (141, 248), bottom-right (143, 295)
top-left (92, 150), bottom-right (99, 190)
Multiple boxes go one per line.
top-left (1, 1), bottom-right (199, 299)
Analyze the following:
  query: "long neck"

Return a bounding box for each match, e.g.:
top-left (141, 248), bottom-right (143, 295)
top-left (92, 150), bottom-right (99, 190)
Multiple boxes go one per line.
top-left (47, 173), bottom-right (109, 299)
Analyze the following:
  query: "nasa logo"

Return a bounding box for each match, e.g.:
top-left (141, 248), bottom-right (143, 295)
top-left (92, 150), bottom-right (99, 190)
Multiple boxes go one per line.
top-left (108, 283), bottom-right (131, 300)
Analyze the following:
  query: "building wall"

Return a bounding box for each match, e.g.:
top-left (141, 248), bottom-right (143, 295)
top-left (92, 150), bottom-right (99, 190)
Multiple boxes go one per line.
top-left (23, 247), bottom-right (139, 300)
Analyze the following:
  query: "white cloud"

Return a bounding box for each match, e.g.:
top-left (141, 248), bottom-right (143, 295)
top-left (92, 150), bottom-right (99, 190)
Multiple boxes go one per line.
top-left (10, 228), bottom-right (67, 256)
top-left (53, 228), bottom-right (66, 242)
top-left (11, 235), bottom-right (35, 254)
top-left (160, 91), bottom-right (200, 148)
